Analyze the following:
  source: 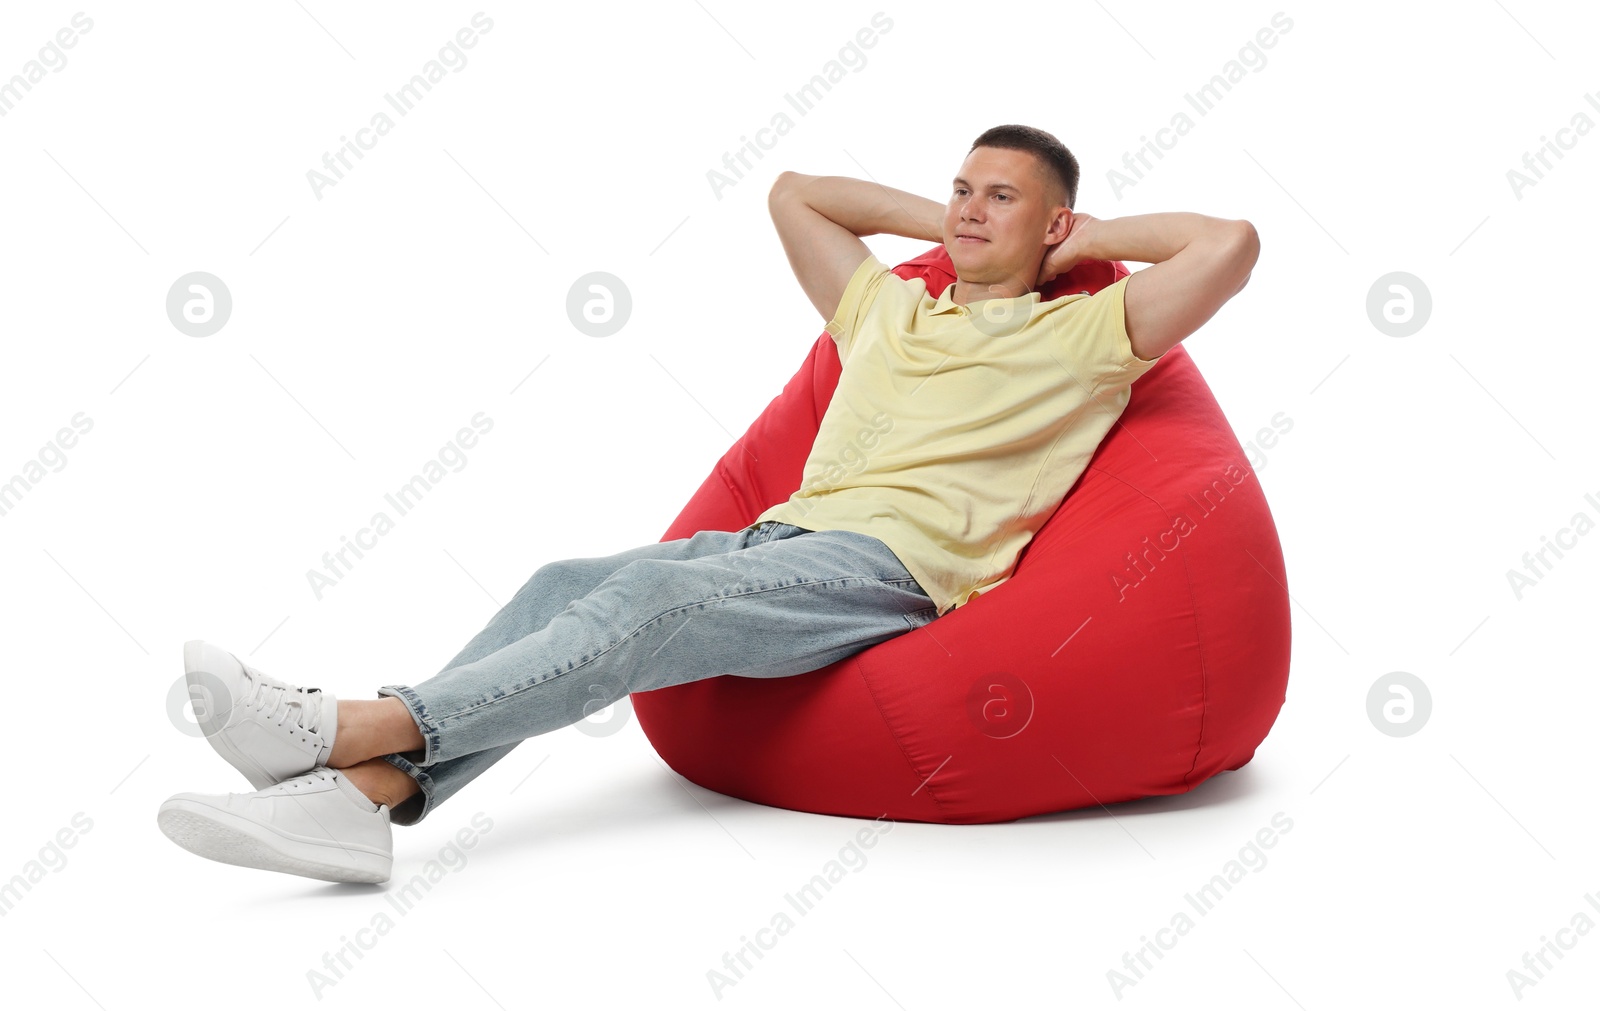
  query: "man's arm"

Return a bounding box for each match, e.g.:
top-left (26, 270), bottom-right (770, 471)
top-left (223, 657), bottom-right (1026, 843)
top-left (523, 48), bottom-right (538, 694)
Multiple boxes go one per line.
top-left (1054, 212), bottom-right (1259, 362)
top-left (768, 172), bottom-right (944, 323)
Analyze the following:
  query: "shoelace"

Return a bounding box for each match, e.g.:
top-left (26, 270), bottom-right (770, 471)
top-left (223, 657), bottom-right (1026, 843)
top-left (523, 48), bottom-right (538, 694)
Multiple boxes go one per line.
top-left (266, 766), bottom-right (338, 794)
top-left (242, 665), bottom-right (322, 735)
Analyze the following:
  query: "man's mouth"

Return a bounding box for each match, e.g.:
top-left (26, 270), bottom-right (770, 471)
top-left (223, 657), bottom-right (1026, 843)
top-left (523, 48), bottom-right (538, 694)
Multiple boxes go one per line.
top-left (955, 234), bottom-right (987, 243)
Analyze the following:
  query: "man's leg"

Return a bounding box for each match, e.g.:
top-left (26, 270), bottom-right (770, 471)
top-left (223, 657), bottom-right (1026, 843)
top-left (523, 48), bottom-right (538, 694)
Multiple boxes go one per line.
top-left (347, 522), bottom-right (935, 824)
top-left (333, 524), bottom-right (780, 820)
top-left (433, 526), bottom-right (786, 677)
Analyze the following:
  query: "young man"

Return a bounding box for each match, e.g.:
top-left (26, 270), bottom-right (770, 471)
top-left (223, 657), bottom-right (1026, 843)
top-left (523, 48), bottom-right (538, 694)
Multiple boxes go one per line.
top-left (158, 124), bottom-right (1258, 883)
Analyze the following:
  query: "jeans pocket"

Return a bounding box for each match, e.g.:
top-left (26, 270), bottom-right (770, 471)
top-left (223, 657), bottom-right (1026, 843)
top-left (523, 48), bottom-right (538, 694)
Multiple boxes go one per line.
top-left (902, 605), bottom-right (940, 630)
top-left (751, 520), bottom-right (808, 544)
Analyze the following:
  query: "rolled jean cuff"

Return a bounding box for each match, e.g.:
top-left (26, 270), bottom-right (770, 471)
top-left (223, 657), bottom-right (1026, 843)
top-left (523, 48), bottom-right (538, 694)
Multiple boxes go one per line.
top-left (376, 682), bottom-right (442, 765)
top-left (377, 750), bottom-right (434, 826)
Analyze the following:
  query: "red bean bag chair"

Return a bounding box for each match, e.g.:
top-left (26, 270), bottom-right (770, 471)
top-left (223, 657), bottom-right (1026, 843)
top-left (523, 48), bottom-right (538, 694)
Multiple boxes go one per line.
top-left (631, 244), bottom-right (1291, 824)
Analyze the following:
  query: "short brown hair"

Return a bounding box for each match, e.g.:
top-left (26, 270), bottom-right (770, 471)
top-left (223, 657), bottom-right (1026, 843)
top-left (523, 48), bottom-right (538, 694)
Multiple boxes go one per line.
top-left (969, 124), bottom-right (1079, 209)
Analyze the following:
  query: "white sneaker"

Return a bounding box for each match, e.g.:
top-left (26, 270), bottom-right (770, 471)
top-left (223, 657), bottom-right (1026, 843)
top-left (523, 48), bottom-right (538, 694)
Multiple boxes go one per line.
top-left (157, 768), bottom-right (392, 884)
top-left (185, 639), bottom-right (337, 790)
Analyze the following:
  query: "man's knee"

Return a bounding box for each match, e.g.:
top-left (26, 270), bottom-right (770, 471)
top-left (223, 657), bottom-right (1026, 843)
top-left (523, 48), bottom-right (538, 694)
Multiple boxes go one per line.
top-left (595, 554), bottom-right (759, 620)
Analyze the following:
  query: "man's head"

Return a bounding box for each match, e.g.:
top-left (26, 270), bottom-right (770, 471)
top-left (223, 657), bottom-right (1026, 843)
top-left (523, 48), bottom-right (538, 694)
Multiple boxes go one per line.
top-left (945, 125), bottom-right (1080, 295)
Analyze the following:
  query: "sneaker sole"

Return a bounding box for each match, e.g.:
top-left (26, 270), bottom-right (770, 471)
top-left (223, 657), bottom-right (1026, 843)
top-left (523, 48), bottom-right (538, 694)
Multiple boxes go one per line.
top-left (184, 639), bottom-right (309, 792)
top-left (157, 798), bottom-right (391, 884)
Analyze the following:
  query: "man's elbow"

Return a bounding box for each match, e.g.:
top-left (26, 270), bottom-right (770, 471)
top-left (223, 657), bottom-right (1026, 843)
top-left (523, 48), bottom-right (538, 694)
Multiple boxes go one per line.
top-left (769, 171), bottom-right (808, 207)
top-left (1227, 219), bottom-right (1259, 293)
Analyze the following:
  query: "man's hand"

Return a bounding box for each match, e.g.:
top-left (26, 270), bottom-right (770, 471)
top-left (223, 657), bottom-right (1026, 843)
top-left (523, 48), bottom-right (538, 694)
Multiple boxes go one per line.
top-left (1063, 211), bottom-right (1258, 361)
top-left (769, 172), bottom-right (946, 325)
top-left (1036, 212), bottom-right (1099, 288)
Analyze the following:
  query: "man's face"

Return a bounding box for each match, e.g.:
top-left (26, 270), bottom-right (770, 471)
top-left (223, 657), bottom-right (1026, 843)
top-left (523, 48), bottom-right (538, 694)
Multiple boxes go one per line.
top-left (944, 146), bottom-right (1067, 289)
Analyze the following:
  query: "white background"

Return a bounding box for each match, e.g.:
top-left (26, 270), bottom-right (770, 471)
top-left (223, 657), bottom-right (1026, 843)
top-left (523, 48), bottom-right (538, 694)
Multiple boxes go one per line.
top-left (1, 1), bottom-right (1595, 1007)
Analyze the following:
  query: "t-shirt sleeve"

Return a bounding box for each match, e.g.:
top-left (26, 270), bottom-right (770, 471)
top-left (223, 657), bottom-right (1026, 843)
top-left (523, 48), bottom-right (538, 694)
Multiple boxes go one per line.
top-left (825, 254), bottom-right (892, 362)
top-left (1075, 275), bottom-right (1164, 388)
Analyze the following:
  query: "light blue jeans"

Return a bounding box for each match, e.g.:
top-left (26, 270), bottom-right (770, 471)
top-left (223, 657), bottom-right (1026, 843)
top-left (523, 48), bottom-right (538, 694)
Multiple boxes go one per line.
top-left (375, 521), bottom-right (938, 824)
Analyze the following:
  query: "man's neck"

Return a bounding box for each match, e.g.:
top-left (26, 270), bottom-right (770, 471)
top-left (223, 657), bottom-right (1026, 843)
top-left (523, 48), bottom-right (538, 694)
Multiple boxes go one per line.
top-left (948, 275), bottom-right (1036, 306)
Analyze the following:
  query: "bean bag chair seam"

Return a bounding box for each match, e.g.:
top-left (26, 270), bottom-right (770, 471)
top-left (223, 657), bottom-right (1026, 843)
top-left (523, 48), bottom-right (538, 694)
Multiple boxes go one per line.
top-left (852, 658), bottom-right (955, 820)
top-left (1171, 542), bottom-right (1214, 790)
top-left (1084, 463), bottom-right (1214, 792)
top-left (714, 460), bottom-right (757, 521)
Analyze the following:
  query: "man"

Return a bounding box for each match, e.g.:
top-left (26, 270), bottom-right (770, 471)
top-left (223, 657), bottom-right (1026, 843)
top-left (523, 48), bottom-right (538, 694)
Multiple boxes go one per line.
top-left (158, 124), bottom-right (1258, 883)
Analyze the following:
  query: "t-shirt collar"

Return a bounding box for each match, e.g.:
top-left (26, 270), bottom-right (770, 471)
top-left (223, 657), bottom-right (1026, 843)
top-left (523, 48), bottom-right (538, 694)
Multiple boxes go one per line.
top-left (930, 277), bottom-right (1041, 316)
top-left (930, 282), bottom-right (965, 315)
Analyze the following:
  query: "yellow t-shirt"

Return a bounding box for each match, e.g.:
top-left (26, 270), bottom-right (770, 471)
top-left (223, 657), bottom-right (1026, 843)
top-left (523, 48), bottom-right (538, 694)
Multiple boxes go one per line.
top-left (753, 254), bottom-right (1163, 616)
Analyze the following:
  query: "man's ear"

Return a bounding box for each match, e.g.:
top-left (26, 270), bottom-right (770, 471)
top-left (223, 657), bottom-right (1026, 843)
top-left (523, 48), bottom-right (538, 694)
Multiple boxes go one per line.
top-left (1045, 205), bottom-right (1073, 244)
